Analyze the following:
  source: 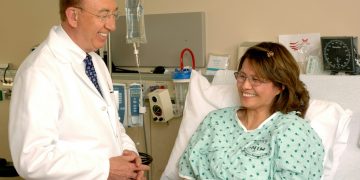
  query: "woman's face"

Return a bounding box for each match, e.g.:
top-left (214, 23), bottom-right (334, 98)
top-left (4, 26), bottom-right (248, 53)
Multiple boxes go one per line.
top-left (236, 59), bottom-right (282, 113)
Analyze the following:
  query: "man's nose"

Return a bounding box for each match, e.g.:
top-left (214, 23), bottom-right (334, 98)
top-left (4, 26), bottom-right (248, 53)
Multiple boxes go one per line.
top-left (105, 17), bottom-right (116, 31)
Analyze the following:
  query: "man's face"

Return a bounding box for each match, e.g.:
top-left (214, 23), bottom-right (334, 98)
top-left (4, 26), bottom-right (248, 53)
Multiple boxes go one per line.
top-left (75, 0), bottom-right (118, 52)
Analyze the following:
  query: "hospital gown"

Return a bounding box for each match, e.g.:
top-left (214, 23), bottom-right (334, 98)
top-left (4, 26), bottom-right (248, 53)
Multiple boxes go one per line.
top-left (179, 107), bottom-right (324, 180)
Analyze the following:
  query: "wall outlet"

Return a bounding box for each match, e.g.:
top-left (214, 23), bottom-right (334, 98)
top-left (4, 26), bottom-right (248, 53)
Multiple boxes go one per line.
top-left (0, 63), bottom-right (9, 69)
top-left (1, 88), bottom-right (12, 99)
top-left (3, 77), bottom-right (13, 86)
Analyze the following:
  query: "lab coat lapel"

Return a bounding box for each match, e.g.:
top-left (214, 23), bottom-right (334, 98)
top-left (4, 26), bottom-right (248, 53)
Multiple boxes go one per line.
top-left (91, 55), bottom-right (120, 139)
top-left (71, 61), bottom-right (103, 99)
top-left (46, 26), bottom-right (103, 99)
top-left (92, 56), bottom-right (113, 106)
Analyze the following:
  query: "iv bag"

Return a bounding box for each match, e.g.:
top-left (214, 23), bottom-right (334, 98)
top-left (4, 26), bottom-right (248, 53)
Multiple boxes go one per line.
top-left (125, 0), bottom-right (147, 44)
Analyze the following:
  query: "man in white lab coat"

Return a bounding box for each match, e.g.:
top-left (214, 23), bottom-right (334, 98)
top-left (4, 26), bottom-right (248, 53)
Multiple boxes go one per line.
top-left (8, 0), bottom-right (149, 179)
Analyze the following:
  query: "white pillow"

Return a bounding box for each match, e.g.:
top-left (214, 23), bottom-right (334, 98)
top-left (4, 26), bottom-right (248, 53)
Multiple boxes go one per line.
top-left (161, 70), bottom-right (352, 180)
top-left (306, 99), bottom-right (352, 179)
top-left (161, 70), bottom-right (239, 180)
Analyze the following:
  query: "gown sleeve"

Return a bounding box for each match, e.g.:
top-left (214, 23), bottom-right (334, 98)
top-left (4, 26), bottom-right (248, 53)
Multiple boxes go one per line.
top-left (273, 120), bottom-right (324, 180)
top-left (178, 113), bottom-right (214, 179)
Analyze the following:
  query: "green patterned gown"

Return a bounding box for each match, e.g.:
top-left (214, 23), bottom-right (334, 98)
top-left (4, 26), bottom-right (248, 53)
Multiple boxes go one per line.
top-left (179, 107), bottom-right (324, 180)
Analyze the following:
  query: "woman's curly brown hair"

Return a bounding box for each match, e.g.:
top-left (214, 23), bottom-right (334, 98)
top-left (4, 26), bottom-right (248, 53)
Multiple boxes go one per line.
top-left (238, 42), bottom-right (310, 117)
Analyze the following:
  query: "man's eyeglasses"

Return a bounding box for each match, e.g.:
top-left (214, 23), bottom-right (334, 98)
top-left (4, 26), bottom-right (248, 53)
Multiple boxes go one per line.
top-left (75, 7), bottom-right (120, 23)
top-left (234, 72), bottom-right (267, 87)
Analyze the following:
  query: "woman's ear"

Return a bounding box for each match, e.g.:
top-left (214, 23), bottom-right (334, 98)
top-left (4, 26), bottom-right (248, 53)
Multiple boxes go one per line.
top-left (65, 7), bottom-right (79, 27)
top-left (276, 85), bottom-right (285, 95)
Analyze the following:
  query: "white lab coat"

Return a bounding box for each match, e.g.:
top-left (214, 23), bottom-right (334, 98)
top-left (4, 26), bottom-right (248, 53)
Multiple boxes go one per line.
top-left (8, 26), bottom-right (137, 179)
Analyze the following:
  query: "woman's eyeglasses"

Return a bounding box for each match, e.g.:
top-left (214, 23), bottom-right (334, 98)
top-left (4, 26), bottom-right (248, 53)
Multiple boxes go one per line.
top-left (234, 72), bottom-right (268, 87)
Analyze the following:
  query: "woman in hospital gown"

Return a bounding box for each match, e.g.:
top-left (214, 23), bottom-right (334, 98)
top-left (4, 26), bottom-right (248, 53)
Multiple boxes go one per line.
top-left (178, 42), bottom-right (324, 179)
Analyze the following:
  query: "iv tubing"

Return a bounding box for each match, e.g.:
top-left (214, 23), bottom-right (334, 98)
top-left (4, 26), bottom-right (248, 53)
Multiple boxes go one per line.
top-left (133, 42), bottom-right (142, 79)
top-left (132, 42), bottom-right (148, 153)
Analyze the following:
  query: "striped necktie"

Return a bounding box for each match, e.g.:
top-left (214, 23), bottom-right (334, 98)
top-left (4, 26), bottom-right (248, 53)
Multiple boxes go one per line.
top-left (84, 54), bottom-right (102, 96)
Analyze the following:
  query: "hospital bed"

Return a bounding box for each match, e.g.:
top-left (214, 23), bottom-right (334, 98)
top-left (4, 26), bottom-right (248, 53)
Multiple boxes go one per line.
top-left (161, 70), bottom-right (360, 180)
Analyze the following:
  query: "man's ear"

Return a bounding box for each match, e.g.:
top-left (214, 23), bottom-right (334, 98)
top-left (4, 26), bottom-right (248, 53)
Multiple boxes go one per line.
top-left (65, 7), bottom-right (79, 27)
